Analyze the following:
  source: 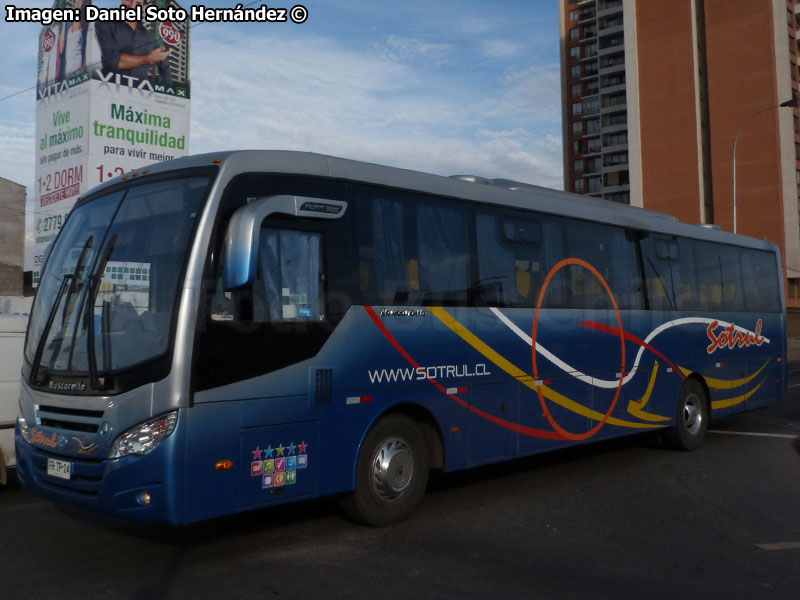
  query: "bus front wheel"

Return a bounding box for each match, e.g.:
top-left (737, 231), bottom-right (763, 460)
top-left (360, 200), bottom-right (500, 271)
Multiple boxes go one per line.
top-left (341, 414), bottom-right (430, 526)
top-left (662, 378), bottom-right (708, 451)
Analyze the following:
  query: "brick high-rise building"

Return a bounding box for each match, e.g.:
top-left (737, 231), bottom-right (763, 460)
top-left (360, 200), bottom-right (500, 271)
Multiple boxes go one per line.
top-left (560, 0), bottom-right (800, 307)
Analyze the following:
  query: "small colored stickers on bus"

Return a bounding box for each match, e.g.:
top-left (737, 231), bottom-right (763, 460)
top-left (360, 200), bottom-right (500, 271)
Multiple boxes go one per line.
top-left (706, 319), bottom-right (766, 354)
top-left (250, 441), bottom-right (309, 490)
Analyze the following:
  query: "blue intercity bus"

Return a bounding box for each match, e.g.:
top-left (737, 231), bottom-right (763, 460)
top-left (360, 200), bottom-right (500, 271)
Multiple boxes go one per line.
top-left (16, 151), bottom-right (787, 525)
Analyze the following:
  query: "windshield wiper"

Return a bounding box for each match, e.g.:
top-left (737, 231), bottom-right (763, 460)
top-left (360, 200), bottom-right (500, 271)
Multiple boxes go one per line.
top-left (64, 235), bottom-right (97, 370)
top-left (30, 274), bottom-right (73, 385)
top-left (30, 234), bottom-right (95, 384)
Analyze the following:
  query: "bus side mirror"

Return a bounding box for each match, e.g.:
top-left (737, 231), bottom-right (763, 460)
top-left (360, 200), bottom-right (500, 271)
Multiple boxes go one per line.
top-left (222, 195), bottom-right (347, 291)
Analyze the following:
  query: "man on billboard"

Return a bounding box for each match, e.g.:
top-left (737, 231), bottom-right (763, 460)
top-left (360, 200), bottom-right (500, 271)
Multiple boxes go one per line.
top-left (95, 0), bottom-right (173, 85)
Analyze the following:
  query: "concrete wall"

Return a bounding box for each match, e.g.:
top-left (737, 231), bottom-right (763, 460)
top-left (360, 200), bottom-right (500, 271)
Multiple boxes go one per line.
top-left (0, 178), bottom-right (25, 296)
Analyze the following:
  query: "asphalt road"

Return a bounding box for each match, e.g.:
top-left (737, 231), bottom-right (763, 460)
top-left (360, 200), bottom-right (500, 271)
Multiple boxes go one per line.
top-left (2, 368), bottom-right (800, 599)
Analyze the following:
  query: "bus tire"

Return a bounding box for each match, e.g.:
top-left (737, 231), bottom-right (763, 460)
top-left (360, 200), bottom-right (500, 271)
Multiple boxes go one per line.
top-left (662, 378), bottom-right (708, 451)
top-left (341, 414), bottom-right (429, 526)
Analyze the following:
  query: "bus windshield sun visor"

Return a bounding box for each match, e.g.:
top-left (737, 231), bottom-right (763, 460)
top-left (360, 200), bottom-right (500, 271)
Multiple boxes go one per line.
top-left (223, 195), bottom-right (347, 291)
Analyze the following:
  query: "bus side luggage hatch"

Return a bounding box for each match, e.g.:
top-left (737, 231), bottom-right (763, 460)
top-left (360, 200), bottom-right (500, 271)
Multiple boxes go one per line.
top-left (239, 422), bottom-right (319, 507)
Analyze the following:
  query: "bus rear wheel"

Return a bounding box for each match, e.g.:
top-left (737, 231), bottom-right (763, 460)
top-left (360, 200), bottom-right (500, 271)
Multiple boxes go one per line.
top-left (341, 414), bottom-right (429, 526)
top-left (662, 378), bottom-right (708, 451)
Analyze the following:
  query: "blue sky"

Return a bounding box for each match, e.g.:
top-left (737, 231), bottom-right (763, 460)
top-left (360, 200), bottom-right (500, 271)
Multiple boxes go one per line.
top-left (0, 0), bottom-right (563, 213)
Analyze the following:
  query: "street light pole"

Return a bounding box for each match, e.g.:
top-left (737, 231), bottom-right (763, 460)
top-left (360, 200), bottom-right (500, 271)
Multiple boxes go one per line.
top-left (732, 98), bottom-right (797, 234)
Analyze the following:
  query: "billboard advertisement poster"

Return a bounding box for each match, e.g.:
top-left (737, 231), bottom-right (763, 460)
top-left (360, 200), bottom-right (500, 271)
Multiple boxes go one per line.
top-left (87, 79), bottom-right (189, 190)
top-left (37, 0), bottom-right (190, 100)
top-left (33, 81), bottom-right (90, 278)
top-left (32, 0), bottom-right (191, 284)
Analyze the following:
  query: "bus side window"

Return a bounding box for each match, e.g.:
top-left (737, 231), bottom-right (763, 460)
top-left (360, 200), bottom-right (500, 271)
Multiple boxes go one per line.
top-left (563, 220), bottom-right (643, 310)
top-left (641, 236), bottom-right (678, 311)
top-left (742, 249), bottom-right (781, 312)
top-left (695, 241), bottom-right (725, 311)
top-left (673, 239), bottom-right (703, 311)
top-left (475, 212), bottom-right (547, 308)
top-left (475, 212), bottom-right (518, 307)
top-left (717, 245), bottom-right (745, 312)
top-left (255, 227), bottom-right (324, 321)
top-left (357, 187), bottom-right (470, 307)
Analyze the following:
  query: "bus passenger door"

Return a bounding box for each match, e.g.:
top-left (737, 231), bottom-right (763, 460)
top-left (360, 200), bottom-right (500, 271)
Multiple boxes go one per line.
top-left (468, 382), bottom-right (517, 466)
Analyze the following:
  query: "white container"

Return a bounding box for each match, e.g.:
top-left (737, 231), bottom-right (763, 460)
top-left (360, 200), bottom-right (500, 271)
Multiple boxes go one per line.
top-left (0, 314), bottom-right (27, 485)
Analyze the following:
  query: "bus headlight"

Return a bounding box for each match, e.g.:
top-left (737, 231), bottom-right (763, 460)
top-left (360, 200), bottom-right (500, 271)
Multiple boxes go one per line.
top-left (111, 411), bottom-right (178, 459)
top-left (17, 415), bottom-right (32, 443)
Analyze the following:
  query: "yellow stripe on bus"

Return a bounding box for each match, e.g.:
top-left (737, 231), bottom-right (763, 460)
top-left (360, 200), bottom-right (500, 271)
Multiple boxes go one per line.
top-left (678, 359), bottom-right (770, 389)
top-left (627, 362), bottom-right (671, 422)
top-left (429, 307), bottom-right (661, 430)
top-left (710, 379), bottom-right (765, 410)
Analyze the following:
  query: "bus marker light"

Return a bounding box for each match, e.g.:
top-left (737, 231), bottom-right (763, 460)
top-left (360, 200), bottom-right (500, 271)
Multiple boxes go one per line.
top-left (136, 491), bottom-right (152, 506)
top-left (215, 460), bottom-right (234, 471)
top-left (446, 387), bottom-right (469, 395)
top-left (143, 169), bottom-right (150, 174)
top-left (716, 362), bottom-right (724, 368)
top-left (450, 427), bottom-right (461, 433)
top-left (213, 158), bottom-right (223, 164)
top-left (132, 172), bottom-right (139, 177)
top-left (346, 395), bottom-right (374, 405)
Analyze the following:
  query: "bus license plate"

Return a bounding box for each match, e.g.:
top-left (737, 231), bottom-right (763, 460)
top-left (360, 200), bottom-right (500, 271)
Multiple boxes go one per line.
top-left (47, 458), bottom-right (71, 480)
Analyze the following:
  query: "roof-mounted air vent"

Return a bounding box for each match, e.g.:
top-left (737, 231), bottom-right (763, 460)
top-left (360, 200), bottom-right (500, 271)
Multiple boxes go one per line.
top-left (450, 175), bottom-right (493, 185)
top-left (449, 175), bottom-right (541, 193)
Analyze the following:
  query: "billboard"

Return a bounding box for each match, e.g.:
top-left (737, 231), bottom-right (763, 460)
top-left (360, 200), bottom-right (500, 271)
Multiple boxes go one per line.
top-left (33, 0), bottom-right (191, 284)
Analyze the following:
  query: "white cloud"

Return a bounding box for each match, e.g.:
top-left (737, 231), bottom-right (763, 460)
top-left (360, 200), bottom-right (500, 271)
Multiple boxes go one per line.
top-left (381, 35), bottom-right (452, 67)
top-left (0, 107), bottom-right (36, 194)
top-left (470, 65), bottom-right (562, 124)
top-left (481, 39), bottom-right (523, 59)
top-left (190, 31), bottom-right (562, 187)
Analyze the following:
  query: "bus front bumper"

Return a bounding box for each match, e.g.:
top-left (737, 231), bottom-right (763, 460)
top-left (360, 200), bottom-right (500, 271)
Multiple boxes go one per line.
top-left (15, 421), bottom-right (184, 524)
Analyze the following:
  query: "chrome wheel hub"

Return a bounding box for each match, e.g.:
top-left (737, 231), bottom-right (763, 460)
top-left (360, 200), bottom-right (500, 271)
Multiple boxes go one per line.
top-left (370, 437), bottom-right (414, 501)
top-left (683, 393), bottom-right (703, 435)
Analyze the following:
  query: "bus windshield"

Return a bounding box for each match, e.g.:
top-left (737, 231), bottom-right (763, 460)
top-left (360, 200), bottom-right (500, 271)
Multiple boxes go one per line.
top-left (25, 175), bottom-right (209, 390)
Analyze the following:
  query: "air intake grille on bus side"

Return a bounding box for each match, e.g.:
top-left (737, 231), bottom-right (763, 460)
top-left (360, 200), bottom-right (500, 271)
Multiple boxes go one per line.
top-left (314, 369), bottom-right (333, 405)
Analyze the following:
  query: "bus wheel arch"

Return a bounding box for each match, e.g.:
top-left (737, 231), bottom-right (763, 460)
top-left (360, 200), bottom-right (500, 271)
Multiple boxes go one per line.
top-left (383, 403), bottom-right (445, 470)
top-left (341, 406), bottom-right (441, 526)
top-left (662, 374), bottom-right (709, 451)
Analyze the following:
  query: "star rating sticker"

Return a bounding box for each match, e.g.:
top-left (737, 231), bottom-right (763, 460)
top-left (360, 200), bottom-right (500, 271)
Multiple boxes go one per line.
top-left (288, 442), bottom-right (297, 455)
top-left (252, 446), bottom-right (263, 460)
top-left (264, 445), bottom-right (274, 458)
top-left (298, 441), bottom-right (308, 454)
top-left (276, 443), bottom-right (285, 457)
